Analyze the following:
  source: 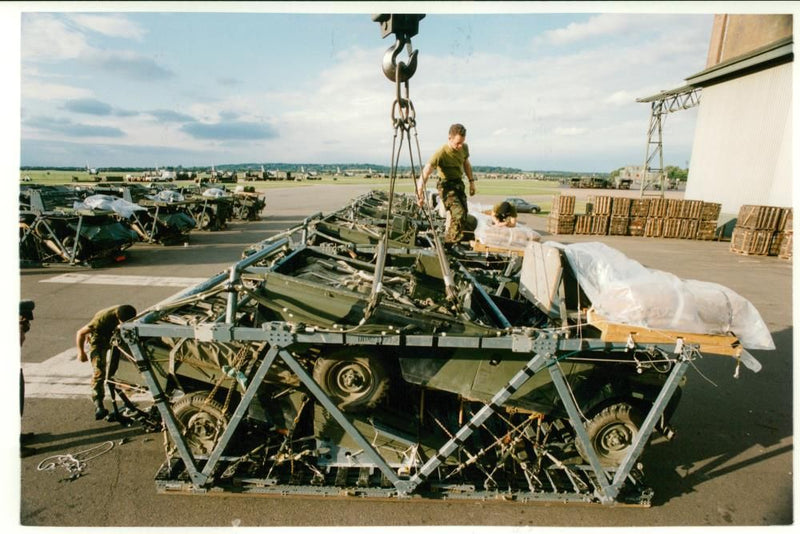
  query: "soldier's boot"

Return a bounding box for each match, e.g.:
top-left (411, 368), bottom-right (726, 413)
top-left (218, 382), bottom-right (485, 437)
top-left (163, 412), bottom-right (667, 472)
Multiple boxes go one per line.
top-left (94, 400), bottom-right (109, 420)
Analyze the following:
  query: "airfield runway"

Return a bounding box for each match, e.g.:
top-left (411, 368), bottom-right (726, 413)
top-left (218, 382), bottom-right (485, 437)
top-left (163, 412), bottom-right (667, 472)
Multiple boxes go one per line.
top-left (15, 184), bottom-right (793, 527)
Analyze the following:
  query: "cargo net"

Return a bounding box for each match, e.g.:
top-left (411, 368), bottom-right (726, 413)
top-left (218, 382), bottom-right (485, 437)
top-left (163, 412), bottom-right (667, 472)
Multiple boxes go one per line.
top-left (152, 385), bottom-right (653, 506)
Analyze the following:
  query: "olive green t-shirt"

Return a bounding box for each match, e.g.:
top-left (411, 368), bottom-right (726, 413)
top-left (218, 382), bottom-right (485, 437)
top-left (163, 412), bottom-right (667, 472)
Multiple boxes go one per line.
top-left (428, 142), bottom-right (470, 183)
top-left (87, 305), bottom-right (122, 348)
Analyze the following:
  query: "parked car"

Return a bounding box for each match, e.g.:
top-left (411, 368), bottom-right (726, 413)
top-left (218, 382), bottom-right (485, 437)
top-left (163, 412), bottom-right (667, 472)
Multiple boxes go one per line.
top-left (505, 197), bottom-right (541, 214)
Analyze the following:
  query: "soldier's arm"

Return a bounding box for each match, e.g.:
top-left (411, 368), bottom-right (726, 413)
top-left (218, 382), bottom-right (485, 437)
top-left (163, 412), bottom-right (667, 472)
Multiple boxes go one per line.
top-left (417, 163), bottom-right (434, 205)
top-left (76, 324), bottom-right (91, 362)
top-left (464, 159), bottom-right (475, 195)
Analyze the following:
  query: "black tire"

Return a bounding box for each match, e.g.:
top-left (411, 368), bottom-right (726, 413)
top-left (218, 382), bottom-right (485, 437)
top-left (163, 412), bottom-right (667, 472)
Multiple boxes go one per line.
top-left (196, 210), bottom-right (212, 230)
top-left (312, 353), bottom-right (389, 412)
top-left (172, 391), bottom-right (229, 456)
top-left (576, 402), bottom-right (643, 468)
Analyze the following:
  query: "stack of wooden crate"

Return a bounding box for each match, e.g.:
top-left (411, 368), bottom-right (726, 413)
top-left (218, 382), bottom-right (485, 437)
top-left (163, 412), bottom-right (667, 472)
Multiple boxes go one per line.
top-left (628, 198), bottom-right (650, 236)
top-left (778, 208), bottom-right (793, 260)
top-left (546, 194), bottom-right (576, 234)
top-left (577, 195), bottom-right (613, 235)
top-left (697, 202), bottom-right (721, 240)
top-left (545, 194), bottom-right (726, 243)
top-left (609, 197), bottom-right (631, 235)
top-left (731, 204), bottom-right (793, 258)
top-left (659, 199), bottom-right (702, 239)
top-left (644, 198), bottom-right (668, 237)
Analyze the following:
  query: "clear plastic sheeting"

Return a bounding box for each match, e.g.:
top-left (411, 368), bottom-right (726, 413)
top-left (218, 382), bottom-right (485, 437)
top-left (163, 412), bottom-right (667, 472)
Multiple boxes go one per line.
top-left (202, 188), bottom-right (228, 198)
top-left (74, 194), bottom-right (147, 219)
top-left (470, 202), bottom-right (541, 249)
top-left (558, 241), bottom-right (775, 350)
top-left (151, 190), bottom-right (184, 203)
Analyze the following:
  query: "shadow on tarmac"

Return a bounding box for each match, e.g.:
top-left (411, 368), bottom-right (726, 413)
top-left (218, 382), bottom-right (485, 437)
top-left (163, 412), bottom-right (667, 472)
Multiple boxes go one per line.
top-left (22, 420), bottom-right (152, 458)
top-left (642, 326), bottom-right (793, 514)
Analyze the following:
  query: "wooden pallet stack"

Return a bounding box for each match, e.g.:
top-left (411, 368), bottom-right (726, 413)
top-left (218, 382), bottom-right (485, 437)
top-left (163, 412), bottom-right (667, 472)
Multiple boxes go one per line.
top-left (588, 195), bottom-right (612, 235)
top-left (778, 208), bottom-right (793, 260)
top-left (730, 205), bottom-right (792, 257)
top-left (644, 198), bottom-right (668, 237)
top-left (546, 194), bottom-right (576, 234)
top-left (609, 197), bottom-right (631, 236)
top-left (628, 198), bottom-right (650, 237)
top-left (697, 202), bottom-right (721, 240)
top-left (659, 199), bottom-right (704, 239)
top-left (546, 194), bottom-right (726, 244)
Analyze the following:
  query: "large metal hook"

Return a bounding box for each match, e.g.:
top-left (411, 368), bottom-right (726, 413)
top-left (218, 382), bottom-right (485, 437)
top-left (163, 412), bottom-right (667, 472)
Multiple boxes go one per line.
top-left (381, 37), bottom-right (418, 83)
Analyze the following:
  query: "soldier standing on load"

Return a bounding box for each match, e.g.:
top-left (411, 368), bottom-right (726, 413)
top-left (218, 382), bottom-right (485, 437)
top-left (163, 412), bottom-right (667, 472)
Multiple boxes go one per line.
top-left (76, 304), bottom-right (137, 420)
top-left (417, 123), bottom-right (476, 244)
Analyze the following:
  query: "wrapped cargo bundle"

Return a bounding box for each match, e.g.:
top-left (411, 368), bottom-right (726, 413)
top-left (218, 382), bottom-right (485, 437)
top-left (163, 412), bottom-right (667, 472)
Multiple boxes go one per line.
top-left (557, 241), bottom-right (775, 350)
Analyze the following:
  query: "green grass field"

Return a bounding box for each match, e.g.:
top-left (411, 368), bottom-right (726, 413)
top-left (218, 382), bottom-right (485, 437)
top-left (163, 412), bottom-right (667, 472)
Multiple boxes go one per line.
top-left (20, 170), bottom-right (572, 213)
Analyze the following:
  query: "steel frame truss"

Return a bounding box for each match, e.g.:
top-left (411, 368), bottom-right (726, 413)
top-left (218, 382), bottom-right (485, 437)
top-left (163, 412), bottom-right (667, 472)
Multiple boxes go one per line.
top-left (119, 241), bottom-right (693, 505)
top-left (638, 86), bottom-right (701, 198)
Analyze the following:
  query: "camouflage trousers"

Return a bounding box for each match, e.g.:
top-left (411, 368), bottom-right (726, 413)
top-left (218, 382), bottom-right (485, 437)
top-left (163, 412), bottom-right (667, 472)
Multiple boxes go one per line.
top-left (437, 180), bottom-right (468, 243)
top-left (89, 343), bottom-right (109, 404)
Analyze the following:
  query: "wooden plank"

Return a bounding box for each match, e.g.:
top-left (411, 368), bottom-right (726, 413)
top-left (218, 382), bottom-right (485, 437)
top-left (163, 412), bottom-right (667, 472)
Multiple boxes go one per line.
top-left (470, 241), bottom-right (525, 256)
top-left (551, 194), bottom-right (575, 216)
top-left (586, 310), bottom-right (743, 357)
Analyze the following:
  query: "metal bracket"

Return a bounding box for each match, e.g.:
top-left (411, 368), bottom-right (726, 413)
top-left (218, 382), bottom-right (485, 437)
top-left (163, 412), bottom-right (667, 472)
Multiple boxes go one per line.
top-left (261, 322), bottom-right (296, 347)
top-left (195, 323), bottom-right (233, 342)
top-left (372, 14), bottom-right (425, 40)
top-left (512, 333), bottom-right (559, 356)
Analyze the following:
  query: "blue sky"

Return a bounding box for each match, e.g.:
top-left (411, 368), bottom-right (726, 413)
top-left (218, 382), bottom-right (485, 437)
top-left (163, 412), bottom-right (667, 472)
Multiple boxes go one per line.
top-left (14, 3), bottom-right (720, 172)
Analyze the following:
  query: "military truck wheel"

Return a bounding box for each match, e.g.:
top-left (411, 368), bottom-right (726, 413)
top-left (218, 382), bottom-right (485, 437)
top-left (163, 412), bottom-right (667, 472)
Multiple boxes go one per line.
top-left (576, 402), bottom-right (643, 467)
top-left (172, 392), bottom-right (229, 456)
top-left (196, 210), bottom-right (212, 230)
top-left (313, 354), bottom-right (389, 412)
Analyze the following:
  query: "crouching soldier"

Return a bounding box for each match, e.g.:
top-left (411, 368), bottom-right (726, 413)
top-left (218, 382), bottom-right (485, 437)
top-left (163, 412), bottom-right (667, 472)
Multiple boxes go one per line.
top-left (76, 304), bottom-right (137, 420)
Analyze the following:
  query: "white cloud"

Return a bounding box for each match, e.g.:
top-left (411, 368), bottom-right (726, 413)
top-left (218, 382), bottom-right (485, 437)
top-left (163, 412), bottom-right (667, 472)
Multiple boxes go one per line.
top-left (554, 126), bottom-right (588, 136)
top-left (21, 79), bottom-right (93, 101)
top-left (67, 14), bottom-right (147, 40)
top-left (605, 90), bottom-right (636, 106)
top-left (21, 13), bottom-right (88, 60)
top-left (543, 14), bottom-right (635, 46)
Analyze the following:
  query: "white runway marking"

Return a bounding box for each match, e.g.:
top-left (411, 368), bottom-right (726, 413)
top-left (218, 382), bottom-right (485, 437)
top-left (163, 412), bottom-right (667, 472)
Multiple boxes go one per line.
top-left (23, 348), bottom-right (150, 401)
top-left (23, 348), bottom-right (92, 399)
top-left (41, 273), bottom-right (207, 287)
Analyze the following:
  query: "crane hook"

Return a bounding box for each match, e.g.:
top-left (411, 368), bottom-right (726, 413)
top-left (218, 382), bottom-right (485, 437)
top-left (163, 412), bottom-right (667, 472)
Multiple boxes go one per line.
top-left (382, 37), bottom-right (419, 83)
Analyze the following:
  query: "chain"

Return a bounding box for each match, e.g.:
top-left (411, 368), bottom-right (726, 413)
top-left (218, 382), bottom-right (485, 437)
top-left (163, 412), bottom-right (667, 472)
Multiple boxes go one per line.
top-left (377, 24), bottom-right (460, 306)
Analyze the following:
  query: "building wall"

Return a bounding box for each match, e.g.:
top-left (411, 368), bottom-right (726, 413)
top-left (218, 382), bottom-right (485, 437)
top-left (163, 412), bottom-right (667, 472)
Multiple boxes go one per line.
top-left (706, 14), bottom-right (793, 67)
top-left (685, 61), bottom-right (792, 218)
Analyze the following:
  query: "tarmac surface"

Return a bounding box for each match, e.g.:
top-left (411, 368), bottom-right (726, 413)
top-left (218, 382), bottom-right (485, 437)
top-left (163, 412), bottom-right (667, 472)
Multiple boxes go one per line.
top-left (12, 184), bottom-right (794, 529)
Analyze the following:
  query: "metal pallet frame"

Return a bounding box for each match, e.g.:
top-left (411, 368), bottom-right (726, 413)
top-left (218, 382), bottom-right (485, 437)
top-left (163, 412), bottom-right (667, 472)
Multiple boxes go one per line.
top-left (119, 240), bottom-right (691, 505)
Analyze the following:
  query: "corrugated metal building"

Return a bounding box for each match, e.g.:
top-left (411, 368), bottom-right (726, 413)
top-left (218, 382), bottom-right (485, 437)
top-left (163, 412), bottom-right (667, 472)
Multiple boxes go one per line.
top-left (684, 14), bottom-right (793, 221)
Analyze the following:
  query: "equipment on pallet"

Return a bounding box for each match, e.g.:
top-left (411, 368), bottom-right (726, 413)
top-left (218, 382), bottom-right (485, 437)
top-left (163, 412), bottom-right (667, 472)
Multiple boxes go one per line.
top-left (107, 14), bottom-right (770, 507)
top-left (86, 184), bottom-right (197, 244)
top-left (111, 191), bottom-right (768, 506)
top-left (19, 186), bottom-right (138, 267)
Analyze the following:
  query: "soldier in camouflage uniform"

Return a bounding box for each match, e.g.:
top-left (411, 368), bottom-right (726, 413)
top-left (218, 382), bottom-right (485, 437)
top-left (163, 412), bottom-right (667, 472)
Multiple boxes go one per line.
top-left (76, 304), bottom-right (137, 420)
top-left (417, 123), bottom-right (476, 244)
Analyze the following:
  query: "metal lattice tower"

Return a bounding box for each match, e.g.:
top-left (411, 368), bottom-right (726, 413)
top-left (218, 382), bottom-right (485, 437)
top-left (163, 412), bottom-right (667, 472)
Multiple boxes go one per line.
top-left (636, 85), bottom-right (701, 197)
